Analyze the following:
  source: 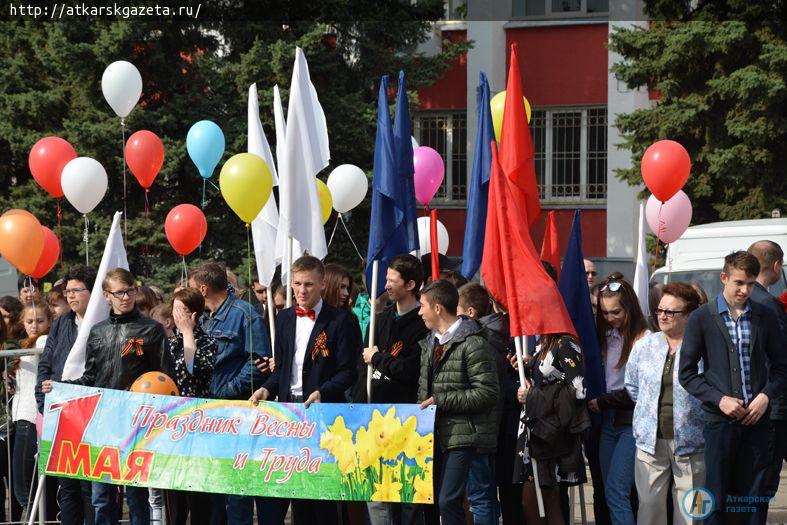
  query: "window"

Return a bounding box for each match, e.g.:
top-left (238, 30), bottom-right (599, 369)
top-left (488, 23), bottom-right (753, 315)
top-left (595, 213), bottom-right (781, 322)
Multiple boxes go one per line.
top-left (444, 0), bottom-right (467, 20)
top-left (512, 0), bottom-right (608, 17)
top-left (530, 106), bottom-right (607, 202)
top-left (414, 112), bottom-right (468, 201)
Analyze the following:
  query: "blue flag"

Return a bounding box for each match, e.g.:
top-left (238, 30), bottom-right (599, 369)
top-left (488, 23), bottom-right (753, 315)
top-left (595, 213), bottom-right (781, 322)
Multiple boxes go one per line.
top-left (461, 72), bottom-right (494, 279)
top-left (393, 71), bottom-right (420, 254)
top-left (558, 210), bottom-right (605, 400)
top-left (366, 75), bottom-right (412, 296)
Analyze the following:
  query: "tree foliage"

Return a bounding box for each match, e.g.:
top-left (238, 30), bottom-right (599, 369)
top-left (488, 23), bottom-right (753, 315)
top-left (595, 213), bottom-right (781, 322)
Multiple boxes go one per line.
top-left (0, 2), bottom-right (469, 289)
top-left (609, 0), bottom-right (787, 224)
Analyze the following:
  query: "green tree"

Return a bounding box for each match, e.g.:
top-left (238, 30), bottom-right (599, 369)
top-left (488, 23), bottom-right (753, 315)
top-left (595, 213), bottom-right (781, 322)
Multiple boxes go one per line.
top-left (0, 3), bottom-right (469, 290)
top-left (609, 1), bottom-right (787, 224)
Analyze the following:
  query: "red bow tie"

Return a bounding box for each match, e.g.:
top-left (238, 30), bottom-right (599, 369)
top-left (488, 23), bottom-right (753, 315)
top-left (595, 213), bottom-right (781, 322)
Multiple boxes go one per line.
top-left (295, 306), bottom-right (316, 320)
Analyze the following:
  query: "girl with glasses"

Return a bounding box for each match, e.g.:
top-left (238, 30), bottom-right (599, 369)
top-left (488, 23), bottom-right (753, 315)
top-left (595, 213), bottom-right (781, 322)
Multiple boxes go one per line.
top-left (588, 274), bottom-right (649, 525)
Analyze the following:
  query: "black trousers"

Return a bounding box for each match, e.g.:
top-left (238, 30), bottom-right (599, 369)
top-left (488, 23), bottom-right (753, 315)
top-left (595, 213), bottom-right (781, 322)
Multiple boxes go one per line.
top-left (703, 418), bottom-right (771, 525)
top-left (58, 477), bottom-right (95, 525)
top-left (764, 419), bottom-right (787, 497)
top-left (584, 415), bottom-right (611, 525)
top-left (165, 489), bottom-right (212, 525)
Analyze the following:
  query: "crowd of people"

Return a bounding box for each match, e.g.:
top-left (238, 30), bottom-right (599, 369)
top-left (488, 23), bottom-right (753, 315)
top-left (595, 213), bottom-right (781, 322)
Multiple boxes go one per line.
top-left (0, 239), bottom-right (785, 525)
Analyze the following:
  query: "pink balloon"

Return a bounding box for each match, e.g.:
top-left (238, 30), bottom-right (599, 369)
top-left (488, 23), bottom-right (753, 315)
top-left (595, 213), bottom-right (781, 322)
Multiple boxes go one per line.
top-left (413, 146), bottom-right (445, 206)
top-left (645, 190), bottom-right (693, 243)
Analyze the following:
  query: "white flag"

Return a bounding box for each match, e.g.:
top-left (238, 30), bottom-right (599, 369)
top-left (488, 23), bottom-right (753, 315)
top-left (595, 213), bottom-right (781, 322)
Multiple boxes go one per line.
top-left (633, 201), bottom-right (651, 318)
top-left (273, 84), bottom-right (302, 282)
top-left (275, 47), bottom-right (330, 263)
top-left (248, 83), bottom-right (280, 287)
top-left (61, 211), bottom-right (129, 380)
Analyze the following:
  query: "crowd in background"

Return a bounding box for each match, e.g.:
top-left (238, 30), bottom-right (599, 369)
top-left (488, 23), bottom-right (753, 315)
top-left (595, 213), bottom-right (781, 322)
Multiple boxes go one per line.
top-left (0, 239), bottom-right (784, 525)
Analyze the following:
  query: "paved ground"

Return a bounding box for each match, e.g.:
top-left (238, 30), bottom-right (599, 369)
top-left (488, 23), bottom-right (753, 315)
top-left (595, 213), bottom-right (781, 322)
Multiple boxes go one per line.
top-left (567, 464), bottom-right (787, 524)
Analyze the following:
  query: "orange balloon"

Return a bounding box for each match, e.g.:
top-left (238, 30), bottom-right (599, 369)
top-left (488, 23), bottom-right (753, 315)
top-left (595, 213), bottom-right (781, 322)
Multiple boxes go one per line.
top-left (0, 210), bottom-right (44, 275)
top-left (130, 372), bottom-right (179, 396)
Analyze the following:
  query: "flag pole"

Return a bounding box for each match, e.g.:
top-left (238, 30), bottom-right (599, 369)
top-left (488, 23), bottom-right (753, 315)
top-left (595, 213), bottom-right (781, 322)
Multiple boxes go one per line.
top-left (366, 260), bottom-right (379, 400)
top-left (266, 288), bottom-right (276, 348)
top-left (285, 236), bottom-right (293, 308)
top-left (515, 335), bottom-right (545, 518)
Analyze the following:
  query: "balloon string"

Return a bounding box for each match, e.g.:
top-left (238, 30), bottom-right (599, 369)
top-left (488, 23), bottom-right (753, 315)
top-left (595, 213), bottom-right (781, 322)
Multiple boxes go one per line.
top-left (56, 198), bottom-right (63, 268)
top-left (144, 189), bottom-right (150, 222)
top-left (327, 214), bottom-right (340, 249)
top-left (83, 214), bottom-right (90, 266)
top-left (27, 277), bottom-right (37, 320)
top-left (652, 202), bottom-right (664, 274)
top-left (121, 118), bottom-right (127, 241)
top-left (339, 214), bottom-right (365, 261)
top-left (246, 223), bottom-right (254, 397)
top-left (208, 179), bottom-right (220, 192)
top-left (181, 256), bottom-right (188, 288)
top-left (201, 178), bottom-right (207, 210)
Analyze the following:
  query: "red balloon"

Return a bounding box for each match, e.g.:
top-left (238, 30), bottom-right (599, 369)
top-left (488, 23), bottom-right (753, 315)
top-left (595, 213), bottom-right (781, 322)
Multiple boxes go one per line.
top-left (28, 137), bottom-right (77, 198)
top-left (30, 227), bottom-right (60, 279)
top-left (641, 140), bottom-right (691, 202)
top-left (126, 130), bottom-right (165, 189)
top-left (165, 204), bottom-right (207, 256)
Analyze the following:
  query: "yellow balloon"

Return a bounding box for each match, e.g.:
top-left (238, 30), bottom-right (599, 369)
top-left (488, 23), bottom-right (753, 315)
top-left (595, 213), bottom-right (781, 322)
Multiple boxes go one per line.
top-left (316, 179), bottom-right (333, 224)
top-left (490, 91), bottom-right (532, 142)
top-left (219, 153), bottom-right (272, 224)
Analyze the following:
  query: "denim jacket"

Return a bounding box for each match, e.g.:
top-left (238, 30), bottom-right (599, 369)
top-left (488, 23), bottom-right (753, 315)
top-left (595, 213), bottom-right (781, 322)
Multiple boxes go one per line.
top-left (201, 294), bottom-right (270, 400)
top-left (625, 332), bottom-right (704, 456)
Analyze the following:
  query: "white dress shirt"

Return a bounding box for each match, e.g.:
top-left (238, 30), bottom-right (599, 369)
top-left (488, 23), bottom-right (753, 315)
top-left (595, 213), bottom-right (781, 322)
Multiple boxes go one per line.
top-left (290, 299), bottom-right (323, 397)
top-left (436, 318), bottom-right (463, 345)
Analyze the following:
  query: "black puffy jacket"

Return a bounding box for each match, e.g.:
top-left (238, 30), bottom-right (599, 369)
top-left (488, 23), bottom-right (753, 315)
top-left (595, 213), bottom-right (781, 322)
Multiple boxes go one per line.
top-left (65, 308), bottom-right (174, 391)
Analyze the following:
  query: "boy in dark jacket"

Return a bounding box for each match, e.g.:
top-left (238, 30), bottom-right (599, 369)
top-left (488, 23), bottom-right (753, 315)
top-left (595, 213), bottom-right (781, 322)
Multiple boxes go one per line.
top-left (679, 251), bottom-right (787, 525)
top-left (43, 268), bottom-right (174, 525)
top-left (36, 264), bottom-right (96, 525)
top-left (355, 254), bottom-right (429, 525)
top-left (418, 280), bottom-right (499, 525)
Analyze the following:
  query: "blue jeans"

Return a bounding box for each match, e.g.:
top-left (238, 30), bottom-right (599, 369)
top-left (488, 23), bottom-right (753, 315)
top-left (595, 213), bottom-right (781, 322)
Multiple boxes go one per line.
top-left (91, 482), bottom-right (149, 525)
top-left (438, 448), bottom-right (477, 525)
top-left (466, 453), bottom-right (499, 525)
top-left (599, 413), bottom-right (635, 525)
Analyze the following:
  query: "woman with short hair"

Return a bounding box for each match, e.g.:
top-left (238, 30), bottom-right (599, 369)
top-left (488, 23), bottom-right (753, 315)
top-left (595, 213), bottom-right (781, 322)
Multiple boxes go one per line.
top-left (625, 282), bottom-right (705, 525)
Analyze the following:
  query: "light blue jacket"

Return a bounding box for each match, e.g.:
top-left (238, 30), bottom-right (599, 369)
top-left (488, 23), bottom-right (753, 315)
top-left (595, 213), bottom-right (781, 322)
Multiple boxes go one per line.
top-left (625, 332), bottom-right (704, 456)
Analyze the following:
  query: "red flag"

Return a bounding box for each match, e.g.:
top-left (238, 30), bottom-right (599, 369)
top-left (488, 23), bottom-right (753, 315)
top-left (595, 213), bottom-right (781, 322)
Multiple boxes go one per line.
top-left (540, 210), bottom-right (561, 279)
top-left (499, 43), bottom-right (541, 226)
top-left (482, 141), bottom-right (575, 338)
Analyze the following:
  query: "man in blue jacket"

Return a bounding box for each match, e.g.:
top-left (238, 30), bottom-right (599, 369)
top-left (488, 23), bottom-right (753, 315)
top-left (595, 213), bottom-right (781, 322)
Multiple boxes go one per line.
top-left (188, 261), bottom-right (270, 525)
top-left (36, 265), bottom-right (96, 525)
top-left (679, 251), bottom-right (787, 525)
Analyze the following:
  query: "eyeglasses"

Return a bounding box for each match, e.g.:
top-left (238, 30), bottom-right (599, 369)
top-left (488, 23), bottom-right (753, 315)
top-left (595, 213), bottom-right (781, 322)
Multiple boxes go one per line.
top-left (64, 287), bottom-right (88, 296)
top-left (601, 281), bottom-right (622, 292)
top-left (586, 271), bottom-right (598, 277)
top-left (107, 287), bottom-right (138, 299)
top-left (656, 308), bottom-right (686, 319)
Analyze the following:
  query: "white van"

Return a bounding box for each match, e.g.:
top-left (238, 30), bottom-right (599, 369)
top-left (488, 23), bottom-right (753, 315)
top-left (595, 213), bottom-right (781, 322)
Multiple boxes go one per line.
top-left (651, 218), bottom-right (787, 298)
top-left (0, 257), bottom-right (19, 297)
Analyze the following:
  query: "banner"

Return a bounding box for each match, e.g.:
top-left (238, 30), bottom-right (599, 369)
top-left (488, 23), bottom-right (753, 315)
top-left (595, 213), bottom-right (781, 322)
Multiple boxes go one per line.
top-left (40, 383), bottom-right (435, 503)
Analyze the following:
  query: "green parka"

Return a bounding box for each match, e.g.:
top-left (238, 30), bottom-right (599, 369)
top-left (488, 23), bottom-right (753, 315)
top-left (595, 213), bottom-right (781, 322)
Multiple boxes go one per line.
top-left (418, 317), bottom-right (499, 452)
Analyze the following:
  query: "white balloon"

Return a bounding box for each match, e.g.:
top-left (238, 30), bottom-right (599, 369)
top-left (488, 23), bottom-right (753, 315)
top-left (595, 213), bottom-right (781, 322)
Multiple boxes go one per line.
top-left (61, 157), bottom-right (108, 214)
top-left (327, 164), bottom-right (368, 213)
top-left (411, 136), bottom-right (419, 150)
top-left (101, 61), bottom-right (142, 118)
top-left (413, 216), bottom-right (449, 255)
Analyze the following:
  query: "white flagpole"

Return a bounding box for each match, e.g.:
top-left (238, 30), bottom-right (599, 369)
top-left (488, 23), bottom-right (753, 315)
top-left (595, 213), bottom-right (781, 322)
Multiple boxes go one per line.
top-left (515, 335), bottom-right (545, 518)
top-left (285, 237), bottom-right (293, 308)
top-left (266, 291), bottom-right (276, 348)
top-left (366, 260), bottom-right (379, 400)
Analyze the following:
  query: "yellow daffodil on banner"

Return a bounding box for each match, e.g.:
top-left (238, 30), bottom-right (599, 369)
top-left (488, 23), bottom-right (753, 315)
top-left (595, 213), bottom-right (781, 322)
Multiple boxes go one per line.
top-left (318, 407), bottom-right (435, 503)
top-left (413, 473), bottom-right (434, 504)
top-left (371, 467), bottom-right (403, 502)
top-left (404, 428), bottom-right (433, 468)
top-left (320, 416), bottom-right (353, 455)
top-left (355, 425), bottom-right (383, 471)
